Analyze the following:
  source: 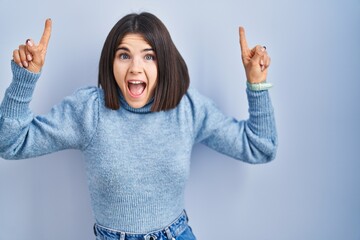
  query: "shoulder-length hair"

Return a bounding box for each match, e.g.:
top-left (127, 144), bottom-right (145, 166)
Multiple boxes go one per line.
top-left (98, 12), bottom-right (190, 112)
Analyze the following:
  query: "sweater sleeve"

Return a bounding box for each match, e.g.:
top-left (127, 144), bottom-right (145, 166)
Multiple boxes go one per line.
top-left (190, 88), bottom-right (278, 164)
top-left (0, 61), bottom-right (99, 160)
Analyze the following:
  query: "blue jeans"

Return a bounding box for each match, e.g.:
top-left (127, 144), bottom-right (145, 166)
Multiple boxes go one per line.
top-left (93, 210), bottom-right (196, 240)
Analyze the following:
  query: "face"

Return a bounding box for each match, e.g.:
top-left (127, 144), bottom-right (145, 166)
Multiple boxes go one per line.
top-left (113, 33), bottom-right (158, 109)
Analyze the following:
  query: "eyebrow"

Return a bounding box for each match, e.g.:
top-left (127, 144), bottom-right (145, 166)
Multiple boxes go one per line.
top-left (115, 47), bottom-right (154, 52)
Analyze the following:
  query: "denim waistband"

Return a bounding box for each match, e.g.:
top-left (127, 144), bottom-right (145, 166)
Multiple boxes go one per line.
top-left (94, 210), bottom-right (189, 240)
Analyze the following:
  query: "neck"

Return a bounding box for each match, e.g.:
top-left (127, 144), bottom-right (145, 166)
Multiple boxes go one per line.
top-left (118, 89), bottom-right (153, 113)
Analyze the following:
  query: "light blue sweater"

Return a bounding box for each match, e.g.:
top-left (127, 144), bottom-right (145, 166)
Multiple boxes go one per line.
top-left (0, 61), bottom-right (277, 232)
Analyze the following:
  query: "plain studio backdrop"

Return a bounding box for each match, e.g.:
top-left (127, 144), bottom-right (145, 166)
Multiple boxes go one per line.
top-left (0, 0), bottom-right (359, 239)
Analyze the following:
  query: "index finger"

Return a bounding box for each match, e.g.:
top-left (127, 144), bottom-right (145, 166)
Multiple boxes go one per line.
top-left (39, 18), bottom-right (52, 48)
top-left (239, 26), bottom-right (249, 55)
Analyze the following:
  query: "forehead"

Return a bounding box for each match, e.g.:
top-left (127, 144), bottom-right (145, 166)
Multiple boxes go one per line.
top-left (119, 33), bottom-right (151, 48)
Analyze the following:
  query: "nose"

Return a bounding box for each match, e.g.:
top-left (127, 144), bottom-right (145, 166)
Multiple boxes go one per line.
top-left (129, 57), bottom-right (143, 74)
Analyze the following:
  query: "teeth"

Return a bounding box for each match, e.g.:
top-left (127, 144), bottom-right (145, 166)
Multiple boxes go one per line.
top-left (128, 81), bottom-right (143, 84)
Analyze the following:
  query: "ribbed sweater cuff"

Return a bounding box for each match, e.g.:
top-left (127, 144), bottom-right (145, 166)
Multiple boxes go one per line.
top-left (0, 61), bottom-right (41, 118)
top-left (246, 88), bottom-right (273, 113)
top-left (246, 88), bottom-right (275, 138)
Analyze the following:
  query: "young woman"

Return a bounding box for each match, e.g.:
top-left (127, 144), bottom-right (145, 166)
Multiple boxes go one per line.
top-left (0, 12), bottom-right (277, 240)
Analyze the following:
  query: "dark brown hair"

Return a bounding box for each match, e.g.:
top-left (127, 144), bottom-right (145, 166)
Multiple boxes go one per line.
top-left (98, 12), bottom-right (190, 111)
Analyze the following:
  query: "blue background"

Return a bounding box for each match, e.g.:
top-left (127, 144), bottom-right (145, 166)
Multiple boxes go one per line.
top-left (0, 0), bottom-right (359, 239)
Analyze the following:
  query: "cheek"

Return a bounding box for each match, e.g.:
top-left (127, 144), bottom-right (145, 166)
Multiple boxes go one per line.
top-left (149, 73), bottom-right (158, 90)
top-left (149, 65), bottom-right (158, 84)
top-left (113, 63), bottom-right (126, 83)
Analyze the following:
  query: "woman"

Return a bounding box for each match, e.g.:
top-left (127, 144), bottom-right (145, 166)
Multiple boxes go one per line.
top-left (0, 12), bottom-right (277, 240)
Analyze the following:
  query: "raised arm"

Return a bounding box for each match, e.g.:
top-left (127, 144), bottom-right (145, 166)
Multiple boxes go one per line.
top-left (192, 27), bottom-right (277, 164)
top-left (0, 19), bottom-right (99, 160)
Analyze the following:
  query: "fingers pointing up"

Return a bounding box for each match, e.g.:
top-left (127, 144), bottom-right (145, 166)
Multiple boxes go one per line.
top-left (239, 26), bottom-right (249, 57)
top-left (40, 18), bottom-right (52, 49)
top-left (26, 18), bottom-right (52, 55)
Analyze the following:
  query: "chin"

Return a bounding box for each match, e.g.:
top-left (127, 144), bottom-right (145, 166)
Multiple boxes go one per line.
top-left (125, 97), bottom-right (148, 109)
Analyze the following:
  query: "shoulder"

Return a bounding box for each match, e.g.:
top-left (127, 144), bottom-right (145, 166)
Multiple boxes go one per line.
top-left (176, 87), bottom-right (221, 123)
top-left (182, 87), bottom-right (218, 111)
top-left (66, 86), bottom-right (104, 106)
top-left (71, 86), bottom-right (101, 99)
top-left (183, 87), bottom-right (207, 104)
top-left (185, 87), bottom-right (205, 101)
top-left (59, 86), bottom-right (103, 113)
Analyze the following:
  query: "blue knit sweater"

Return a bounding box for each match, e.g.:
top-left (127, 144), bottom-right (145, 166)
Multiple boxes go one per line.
top-left (0, 61), bottom-right (277, 232)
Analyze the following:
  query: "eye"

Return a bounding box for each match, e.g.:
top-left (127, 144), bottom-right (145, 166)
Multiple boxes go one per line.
top-left (145, 54), bottom-right (156, 61)
top-left (119, 53), bottom-right (130, 60)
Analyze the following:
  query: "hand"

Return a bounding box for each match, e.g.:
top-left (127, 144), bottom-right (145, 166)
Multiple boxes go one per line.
top-left (12, 18), bottom-right (52, 73)
top-left (239, 26), bottom-right (270, 84)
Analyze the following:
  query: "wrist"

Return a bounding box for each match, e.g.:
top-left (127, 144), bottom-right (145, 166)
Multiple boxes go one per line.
top-left (246, 81), bottom-right (273, 91)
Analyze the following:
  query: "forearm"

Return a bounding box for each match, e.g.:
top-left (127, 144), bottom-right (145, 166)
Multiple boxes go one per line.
top-left (244, 88), bottom-right (278, 162)
top-left (0, 61), bottom-right (40, 119)
top-left (0, 61), bottom-right (40, 159)
top-left (246, 88), bottom-right (276, 139)
top-left (0, 61), bottom-right (100, 160)
top-left (192, 86), bottom-right (277, 163)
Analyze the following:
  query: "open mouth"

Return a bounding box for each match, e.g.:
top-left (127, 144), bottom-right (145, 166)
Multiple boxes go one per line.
top-left (127, 80), bottom-right (147, 98)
